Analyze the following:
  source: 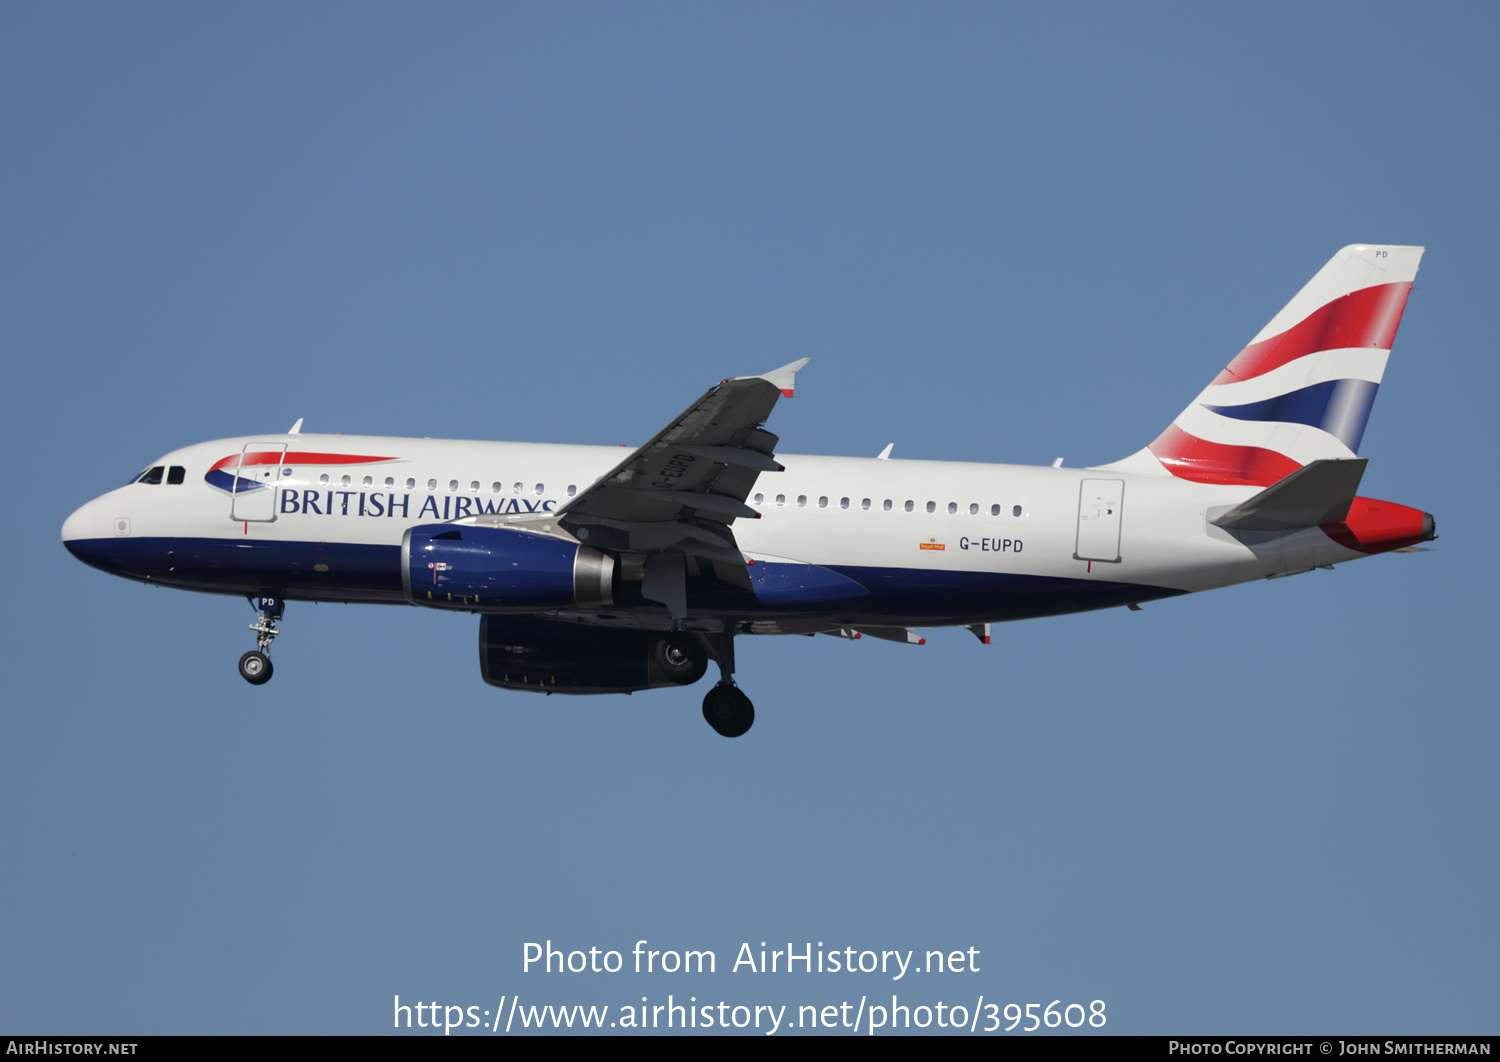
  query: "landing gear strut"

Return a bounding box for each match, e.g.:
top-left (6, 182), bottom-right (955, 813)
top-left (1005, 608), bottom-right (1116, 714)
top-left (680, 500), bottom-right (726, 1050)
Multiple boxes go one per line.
top-left (695, 629), bottom-right (754, 738)
top-left (240, 596), bottom-right (283, 686)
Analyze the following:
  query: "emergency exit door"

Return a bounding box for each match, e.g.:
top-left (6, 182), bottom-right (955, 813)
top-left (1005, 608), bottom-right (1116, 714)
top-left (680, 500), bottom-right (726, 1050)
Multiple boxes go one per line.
top-left (1074, 478), bottom-right (1124, 563)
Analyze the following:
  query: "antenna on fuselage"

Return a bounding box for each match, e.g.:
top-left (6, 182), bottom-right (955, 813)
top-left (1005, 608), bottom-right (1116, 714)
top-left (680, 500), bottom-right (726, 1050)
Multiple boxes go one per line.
top-left (288, 418), bottom-right (304, 435)
top-left (876, 443), bottom-right (893, 460)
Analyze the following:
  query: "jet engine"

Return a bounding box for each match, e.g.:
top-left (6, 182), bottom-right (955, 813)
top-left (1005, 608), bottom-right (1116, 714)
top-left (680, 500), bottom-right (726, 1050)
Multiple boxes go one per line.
top-left (401, 524), bottom-right (615, 611)
top-left (479, 615), bottom-right (708, 694)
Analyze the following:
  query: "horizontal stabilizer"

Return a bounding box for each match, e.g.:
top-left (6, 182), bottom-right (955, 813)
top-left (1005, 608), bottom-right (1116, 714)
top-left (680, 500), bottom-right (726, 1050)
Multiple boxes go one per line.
top-left (1210, 458), bottom-right (1367, 531)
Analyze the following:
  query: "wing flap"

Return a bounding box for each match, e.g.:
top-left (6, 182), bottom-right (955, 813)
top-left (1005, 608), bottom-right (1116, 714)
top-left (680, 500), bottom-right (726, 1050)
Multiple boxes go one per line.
top-left (854, 626), bottom-right (927, 645)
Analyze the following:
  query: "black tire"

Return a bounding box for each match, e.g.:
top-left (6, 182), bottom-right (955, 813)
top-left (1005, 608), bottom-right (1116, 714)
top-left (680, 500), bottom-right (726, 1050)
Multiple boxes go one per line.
top-left (239, 650), bottom-right (273, 685)
top-left (701, 683), bottom-right (754, 738)
top-left (650, 633), bottom-right (708, 686)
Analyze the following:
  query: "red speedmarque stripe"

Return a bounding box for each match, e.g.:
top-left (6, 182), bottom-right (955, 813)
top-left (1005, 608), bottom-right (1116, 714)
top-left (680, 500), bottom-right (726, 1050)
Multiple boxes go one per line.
top-left (208, 452), bottom-right (396, 472)
top-left (1211, 282), bottom-right (1412, 385)
top-left (1147, 424), bottom-right (1302, 486)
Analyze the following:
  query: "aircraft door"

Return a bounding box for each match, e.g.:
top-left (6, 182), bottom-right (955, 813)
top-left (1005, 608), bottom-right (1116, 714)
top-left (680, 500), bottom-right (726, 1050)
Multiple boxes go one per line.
top-left (229, 443), bottom-right (287, 522)
top-left (1074, 478), bottom-right (1124, 563)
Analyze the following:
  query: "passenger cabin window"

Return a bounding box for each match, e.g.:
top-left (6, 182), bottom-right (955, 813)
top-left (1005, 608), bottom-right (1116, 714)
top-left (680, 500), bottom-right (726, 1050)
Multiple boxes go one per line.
top-left (534, 483), bottom-right (544, 496)
top-left (138, 466), bottom-right (164, 485)
top-left (1013, 505), bottom-right (1023, 517)
top-left (797, 495), bottom-right (807, 507)
top-left (470, 481), bottom-right (480, 492)
top-left (947, 502), bottom-right (957, 514)
top-left (363, 475), bottom-right (373, 487)
top-left (427, 479), bottom-right (437, 491)
top-left (925, 501), bottom-right (936, 513)
top-left (904, 500), bottom-right (914, 512)
top-left (754, 493), bottom-right (764, 505)
top-left (319, 474), bottom-right (330, 485)
top-left (991, 504), bottom-right (1001, 516)
top-left (567, 485), bottom-right (577, 497)
top-left (448, 480), bottom-right (458, 492)
top-left (818, 496), bottom-right (828, 508)
top-left (882, 499), bottom-right (892, 511)
top-left (513, 482), bottom-right (523, 494)
top-left (341, 475), bottom-right (351, 487)
top-left (840, 497), bottom-right (850, 509)
top-left (862, 498), bottom-right (871, 510)
top-left (491, 482), bottom-right (502, 493)
top-left (969, 503), bottom-right (978, 515)
top-left (167, 466), bottom-right (186, 485)
top-left (385, 476), bottom-right (395, 488)
top-left (405, 478), bottom-right (416, 490)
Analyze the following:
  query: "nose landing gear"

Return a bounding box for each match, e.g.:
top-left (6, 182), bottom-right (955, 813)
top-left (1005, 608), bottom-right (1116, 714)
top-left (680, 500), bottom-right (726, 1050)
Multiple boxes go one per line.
top-left (239, 596), bottom-right (283, 686)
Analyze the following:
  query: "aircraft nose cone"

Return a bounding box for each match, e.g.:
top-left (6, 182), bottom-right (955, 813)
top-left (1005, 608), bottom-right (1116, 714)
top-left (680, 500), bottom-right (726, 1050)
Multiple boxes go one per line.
top-left (61, 500), bottom-right (96, 544)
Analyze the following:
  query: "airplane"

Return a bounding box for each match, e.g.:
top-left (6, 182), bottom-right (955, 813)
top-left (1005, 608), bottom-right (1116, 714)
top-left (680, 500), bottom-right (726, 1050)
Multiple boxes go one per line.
top-left (62, 244), bottom-right (1436, 737)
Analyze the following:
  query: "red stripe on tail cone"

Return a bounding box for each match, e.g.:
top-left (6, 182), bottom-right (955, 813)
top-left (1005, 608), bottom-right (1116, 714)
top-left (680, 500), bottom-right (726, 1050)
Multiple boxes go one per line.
top-left (1212, 282), bottom-right (1412, 385)
top-left (1320, 497), bottom-right (1431, 554)
top-left (1147, 424), bottom-right (1302, 486)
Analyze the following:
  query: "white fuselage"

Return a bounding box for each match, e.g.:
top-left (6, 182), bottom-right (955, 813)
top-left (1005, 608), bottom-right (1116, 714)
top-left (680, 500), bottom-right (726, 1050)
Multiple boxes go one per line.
top-left (62, 432), bottom-right (1374, 629)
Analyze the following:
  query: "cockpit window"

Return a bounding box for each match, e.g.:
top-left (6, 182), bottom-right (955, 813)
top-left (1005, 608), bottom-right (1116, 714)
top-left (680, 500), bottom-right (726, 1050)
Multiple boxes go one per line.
top-left (137, 466), bottom-right (164, 485)
top-left (167, 466), bottom-right (186, 484)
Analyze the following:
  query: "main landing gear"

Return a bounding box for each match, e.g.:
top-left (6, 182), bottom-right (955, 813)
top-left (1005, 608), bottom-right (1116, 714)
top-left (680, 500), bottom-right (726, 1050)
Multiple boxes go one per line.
top-left (702, 683), bottom-right (754, 738)
top-left (239, 596), bottom-right (283, 686)
top-left (695, 630), bottom-right (754, 738)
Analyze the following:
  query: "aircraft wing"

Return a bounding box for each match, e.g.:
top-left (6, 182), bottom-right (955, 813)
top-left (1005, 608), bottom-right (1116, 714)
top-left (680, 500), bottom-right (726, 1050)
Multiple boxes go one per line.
top-left (551, 359), bottom-right (808, 575)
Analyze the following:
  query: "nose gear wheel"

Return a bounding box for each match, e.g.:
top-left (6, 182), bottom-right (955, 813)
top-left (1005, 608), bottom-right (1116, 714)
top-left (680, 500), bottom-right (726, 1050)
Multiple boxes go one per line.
top-left (239, 650), bottom-right (273, 685)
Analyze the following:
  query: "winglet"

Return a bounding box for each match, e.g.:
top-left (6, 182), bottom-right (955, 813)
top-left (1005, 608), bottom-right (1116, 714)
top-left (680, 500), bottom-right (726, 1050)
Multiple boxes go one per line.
top-left (752, 358), bottom-right (810, 398)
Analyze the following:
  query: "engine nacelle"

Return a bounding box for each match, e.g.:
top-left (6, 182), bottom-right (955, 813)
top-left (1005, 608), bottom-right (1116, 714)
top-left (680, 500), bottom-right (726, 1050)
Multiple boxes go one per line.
top-left (401, 524), bottom-right (615, 611)
top-left (479, 615), bottom-right (708, 694)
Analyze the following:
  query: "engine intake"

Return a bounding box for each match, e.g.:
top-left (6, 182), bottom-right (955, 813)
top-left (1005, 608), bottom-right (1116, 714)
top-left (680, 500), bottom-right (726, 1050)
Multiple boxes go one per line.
top-left (401, 524), bottom-right (615, 610)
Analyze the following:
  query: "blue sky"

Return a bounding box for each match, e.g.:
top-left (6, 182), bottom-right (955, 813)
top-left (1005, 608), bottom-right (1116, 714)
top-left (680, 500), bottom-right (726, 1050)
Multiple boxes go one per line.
top-left (2, 3), bottom-right (1495, 1035)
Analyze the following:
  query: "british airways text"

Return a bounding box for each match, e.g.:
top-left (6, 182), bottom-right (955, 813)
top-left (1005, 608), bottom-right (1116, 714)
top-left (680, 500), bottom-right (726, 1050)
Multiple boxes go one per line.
top-left (278, 491), bottom-right (558, 520)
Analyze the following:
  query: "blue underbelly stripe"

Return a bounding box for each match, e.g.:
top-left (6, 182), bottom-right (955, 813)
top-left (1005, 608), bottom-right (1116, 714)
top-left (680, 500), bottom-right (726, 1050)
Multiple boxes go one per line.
top-left (63, 537), bottom-right (1184, 622)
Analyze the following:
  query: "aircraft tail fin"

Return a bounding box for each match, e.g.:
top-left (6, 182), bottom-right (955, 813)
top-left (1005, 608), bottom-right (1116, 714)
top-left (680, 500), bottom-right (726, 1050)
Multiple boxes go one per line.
top-left (1103, 245), bottom-right (1423, 486)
